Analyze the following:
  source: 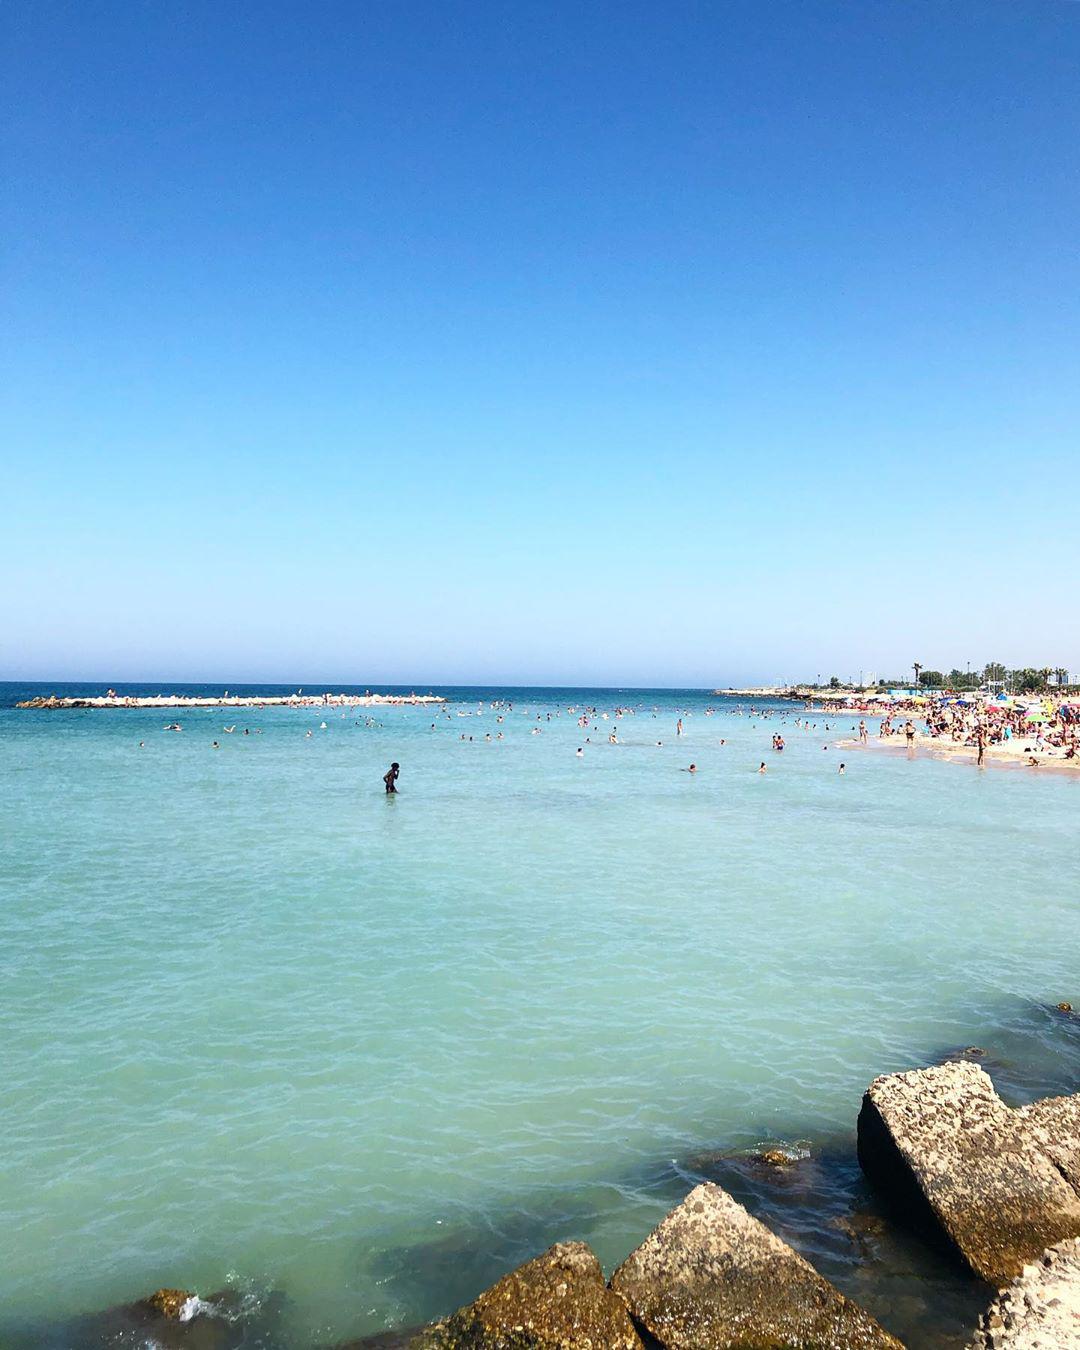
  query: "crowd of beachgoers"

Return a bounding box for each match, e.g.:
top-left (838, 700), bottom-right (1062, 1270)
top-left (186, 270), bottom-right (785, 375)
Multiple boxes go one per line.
top-left (825, 691), bottom-right (1080, 769)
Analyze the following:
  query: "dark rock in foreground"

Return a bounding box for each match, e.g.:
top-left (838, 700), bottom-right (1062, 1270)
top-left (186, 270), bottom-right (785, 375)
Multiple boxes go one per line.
top-left (970, 1236), bottom-right (1080, 1348)
top-left (334, 1331), bottom-right (425, 1349)
top-left (58, 1286), bottom-right (242, 1349)
top-left (413, 1241), bottom-right (644, 1348)
top-left (609, 1181), bottom-right (903, 1349)
top-left (858, 1062), bottom-right (1080, 1285)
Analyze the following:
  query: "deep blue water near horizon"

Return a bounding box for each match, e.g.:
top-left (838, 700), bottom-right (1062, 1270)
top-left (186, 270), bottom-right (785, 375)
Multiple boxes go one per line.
top-left (2, 681), bottom-right (1080, 1348)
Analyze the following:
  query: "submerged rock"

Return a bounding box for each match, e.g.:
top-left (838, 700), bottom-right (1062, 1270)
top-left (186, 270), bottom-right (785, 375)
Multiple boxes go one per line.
top-left (413, 1241), bottom-right (644, 1348)
top-left (139, 1288), bottom-right (196, 1319)
top-left (970, 1237), bottom-right (1080, 1348)
top-left (756, 1146), bottom-right (803, 1168)
top-left (832, 1210), bottom-right (892, 1253)
top-left (609, 1181), bottom-right (903, 1348)
top-left (857, 1062), bottom-right (1080, 1285)
top-left (333, 1332), bottom-right (425, 1349)
top-left (54, 1285), bottom-right (279, 1349)
top-left (682, 1140), bottom-right (811, 1182)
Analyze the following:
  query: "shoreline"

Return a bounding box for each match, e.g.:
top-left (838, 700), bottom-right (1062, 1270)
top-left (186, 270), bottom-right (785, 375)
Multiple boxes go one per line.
top-left (835, 734), bottom-right (1080, 774)
top-left (15, 691), bottom-right (447, 710)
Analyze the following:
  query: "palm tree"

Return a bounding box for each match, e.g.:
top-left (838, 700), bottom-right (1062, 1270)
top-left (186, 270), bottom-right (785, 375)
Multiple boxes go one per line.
top-left (913, 661), bottom-right (922, 689)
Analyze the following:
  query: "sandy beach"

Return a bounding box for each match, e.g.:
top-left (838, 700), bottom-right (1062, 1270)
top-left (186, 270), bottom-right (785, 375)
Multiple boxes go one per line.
top-left (836, 731), bottom-right (1080, 774)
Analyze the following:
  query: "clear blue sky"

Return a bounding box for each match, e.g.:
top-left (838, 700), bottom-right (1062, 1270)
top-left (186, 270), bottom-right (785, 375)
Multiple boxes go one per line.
top-left (3, 1), bottom-right (1078, 685)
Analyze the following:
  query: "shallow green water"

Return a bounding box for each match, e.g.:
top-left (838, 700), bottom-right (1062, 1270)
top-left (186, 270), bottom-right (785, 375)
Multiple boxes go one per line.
top-left (2, 685), bottom-right (1079, 1347)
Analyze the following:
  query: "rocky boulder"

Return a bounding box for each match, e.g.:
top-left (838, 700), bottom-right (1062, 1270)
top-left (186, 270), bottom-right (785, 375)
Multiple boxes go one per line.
top-left (413, 1241), bottom-right (644, 1348)
top-left (609, 1182), bottom-right (902, 1348)
top-left (1018, 1094), bottom-right (1080, 1195)
top-left (858, 1062), bottom-right (1080, 1285)
top-left (138, 1288), bottom-right (197, 1319)
top-left (971, 1237), bottom-right (1080, 1348)
top-left (56, 1286), bottom-right (241, 1350)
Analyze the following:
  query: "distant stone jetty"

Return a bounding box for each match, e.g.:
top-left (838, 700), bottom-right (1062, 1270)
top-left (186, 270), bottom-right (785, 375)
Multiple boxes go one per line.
top-left (714, 685), bottom-right (828, 700)
top-left (16, 691), bottom-right (446, 710)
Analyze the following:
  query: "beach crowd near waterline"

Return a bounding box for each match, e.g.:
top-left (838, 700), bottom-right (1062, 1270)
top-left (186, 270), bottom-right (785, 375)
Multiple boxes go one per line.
top-left (821, 690), bottom-right (1080, 771)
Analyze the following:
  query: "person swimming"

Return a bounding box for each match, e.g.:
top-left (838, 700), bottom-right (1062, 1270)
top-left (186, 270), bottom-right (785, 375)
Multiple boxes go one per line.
top-left (383, 762), bottom-right (400, 794)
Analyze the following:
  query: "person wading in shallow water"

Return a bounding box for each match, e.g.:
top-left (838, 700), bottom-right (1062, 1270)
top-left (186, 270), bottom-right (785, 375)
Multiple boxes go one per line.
top-left (383, 762), bottom-right (400, 794)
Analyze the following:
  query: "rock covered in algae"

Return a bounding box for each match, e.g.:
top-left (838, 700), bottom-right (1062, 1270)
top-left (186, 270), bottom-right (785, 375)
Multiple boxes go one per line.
top-left (858, 1062), bottom-right (1080, 1285)
top-left (139, 1288), bottom-right (196, 1318)
top-left (56, 1285), bottom-right (277, 1350)
top-left (411, 1240), bottom-right (643, 1349)
top-left (609, 1181), bottom-right (903, 1348)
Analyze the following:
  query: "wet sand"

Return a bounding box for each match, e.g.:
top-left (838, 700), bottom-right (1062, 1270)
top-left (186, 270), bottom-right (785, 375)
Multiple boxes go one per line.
top-left (836, 734), bottom-right (1080, 774)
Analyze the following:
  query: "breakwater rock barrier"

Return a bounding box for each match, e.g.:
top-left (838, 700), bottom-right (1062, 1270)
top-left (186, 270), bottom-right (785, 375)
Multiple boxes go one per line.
top-left (16, 692), bottom-right (446, 710)
top-left (52, 1063), bottom-right (1080, 1347)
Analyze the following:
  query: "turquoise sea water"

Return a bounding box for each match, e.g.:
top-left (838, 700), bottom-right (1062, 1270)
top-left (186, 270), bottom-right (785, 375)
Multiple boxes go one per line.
top-left (2, 683), bottom-right (1079, 1348)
